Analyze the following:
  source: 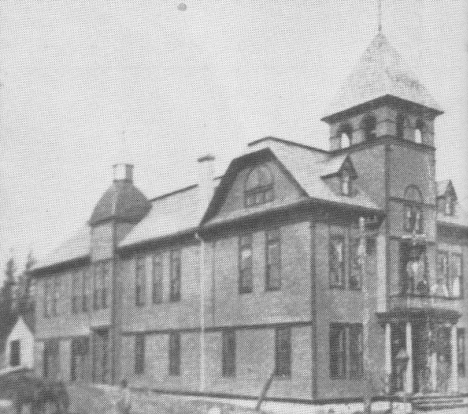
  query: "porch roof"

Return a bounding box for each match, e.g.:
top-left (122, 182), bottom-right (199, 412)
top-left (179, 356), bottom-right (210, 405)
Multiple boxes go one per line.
top-left (377, 307), bottom-right (461, 325)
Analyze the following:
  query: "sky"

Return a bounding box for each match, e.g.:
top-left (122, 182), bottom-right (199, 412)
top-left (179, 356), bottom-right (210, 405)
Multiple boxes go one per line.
top-left (0, 0), bottom-right (467, 275)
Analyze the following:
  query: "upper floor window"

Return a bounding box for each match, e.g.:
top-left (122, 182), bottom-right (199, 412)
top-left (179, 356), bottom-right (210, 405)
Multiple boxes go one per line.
top-left (135, 256), bottom-right (146, 307)
top-left (341, 169), bottom-right (352, 196)
top-left (401, 242), bottom-right (428, 295)
top-left (265, 229), bottom-right (281, 291)
top-left (10, 340), bottom-right (20, 367)
top-left (361, 115), bottom-right (377, 141)
top-left (451, 254), bottom-right (463, 298)
top-left (44, 278), bottom-right (53, 318)
top-left (338, 124), bottom-right (352, 148)
top-left (245, 165), bottom-right (274, 207)
top-left (83, 268), bottom-right (92, 312)
top-left (403, 186), bottom-right (423, 234)
top-left (415, 119), bottom-right (424, 144)
top-left (71, 271), bottom-right (82, 314)
top-left (349, 238), bottom-right (362, 290)
top-left (445, 195), bottom-right (454, 216)
top-left (329, 235), bottom-right (345, 288)
top-left (93, 261), bottom-right (110, 310)
top-left (396, 113), bottom-right (406, 139)
top-left (239, 234), bottom-right (253, 294)
top-left (152, 254), bottom-right (163, 304)
top-left (170, 250), bottom-right (181, 302)
top-left (52, 277), bottom-right (60, 316)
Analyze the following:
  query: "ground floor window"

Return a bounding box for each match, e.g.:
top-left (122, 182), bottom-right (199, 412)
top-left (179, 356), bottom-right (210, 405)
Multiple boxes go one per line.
top-left (92, 329), bottom-right (110, 384)
top-left (9, 340), bottom-right (20, 367)
top-left (169, 332), bottom-right (180, 376)
top-left (329, 323), bottom-right (363, 379)
top-left (71, 337), bottom-right (89, 381)
top-left (43, 339), bottom-right (60, 380)
top-left (222, 330), bottom-right (236, 377)
top-left (275, 327), bottom-right (291, 377)
top-left (458, 328), bottom-right (465, 377)
top-left (135, 334), bottom-right (145, 375)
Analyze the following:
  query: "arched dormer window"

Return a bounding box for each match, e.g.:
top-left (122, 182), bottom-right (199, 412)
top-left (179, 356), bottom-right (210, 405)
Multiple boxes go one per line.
top-left (403, 185), bottom-right (423, 233)
top-left (414, 119), bottom-right (424, 144)
top-left (245, 165), bottom-right (274, 207)
top-left (361, 115), bottom-right (377, 141)
top-left (341, 169), bottom-right (351, 196)
top-left (338, 124), bottom-right (353, 148)
top-left (396, 113), bottom-right (406, 140)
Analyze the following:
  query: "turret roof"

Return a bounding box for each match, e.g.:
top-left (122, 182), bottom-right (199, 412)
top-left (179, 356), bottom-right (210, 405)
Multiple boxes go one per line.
top-left (323, 33), bottom-right (442, 119)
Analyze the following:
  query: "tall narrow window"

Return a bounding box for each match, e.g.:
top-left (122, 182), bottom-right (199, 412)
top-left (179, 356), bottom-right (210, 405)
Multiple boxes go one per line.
top-left (329, 324), bottom-right (346, 379)
top-left (71, 337), bottom-right (89, 381)
top-left (169, 332), bottom-right (181, 376)
top-left (436, 251), bottom-right (450, 296)
top-left (244, 165), bottom-right (274, 207)
top-left (52, 277), bottom-right (60, 316)
top-left (341, 170), bottom-right (351, 196)
top-left (403, 186), bottom-right (423, 234)
top-left (135, 334), bottom-right (145, 374)
top-left (445, 195), bottom-right (454, 216)
top-left (93, 263), bottom-right (102, 310)
top-left (266, 229), bottom-right (281, 291)
top-left (415, 119), bottom-right (424, 144)
top-left (82, 268), bottom-right (91, 312)
top-left (396, 113), bottom-right (405, 139)
top-left (275, 327), bottom-right (291, 377)
top-left (72, 271), bottom-right (81, 314)
top-left (152, 254), bottom-right (163, 304)
top-left (451, 254), bottom-right (463, 298)
top-left (458, 328), bottom-right (465, 377)
top-left (135, 256), bottom-right (146, 307)
top-left (44, 279), bottom-right (51, 318)
top-left (101, 261), bottom-right (110, 309)
top-left (239, 235), bottom-right (253, 294)
top-left (222, 330), bottom-right (236, 377)
top-left (349, 238), bottom-right (362, 290)
top-left (338, 124), bottom-right (352, 148)
top-left (170, 250), bottom-right (181, 302)
top-left (362, 115), bottom-right (377, 141)
top-left (10, 340), bottom-right (20, 367)
top-left (329, 236), bottom-right (345, 288)
top-left (349, 325), bottom-right (364, 379)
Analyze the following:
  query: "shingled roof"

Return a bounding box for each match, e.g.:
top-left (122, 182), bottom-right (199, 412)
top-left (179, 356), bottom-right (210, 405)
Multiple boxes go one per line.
top-left (323, 32), bottom-right (442, 119)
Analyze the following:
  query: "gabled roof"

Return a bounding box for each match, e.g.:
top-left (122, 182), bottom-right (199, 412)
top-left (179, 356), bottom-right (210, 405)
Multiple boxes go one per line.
top-left (320, 154), bottom-right (357, 179)
top-left (436, 180), bottom-right (457, 199)
top-left (323, 33), bottom-right (442, 120)
top-left (437, 205), bottom-right (468, 228)
top-left (33, 226), bottom-right (90, 272)
top-left (202, 137), bottom-right (380, 225)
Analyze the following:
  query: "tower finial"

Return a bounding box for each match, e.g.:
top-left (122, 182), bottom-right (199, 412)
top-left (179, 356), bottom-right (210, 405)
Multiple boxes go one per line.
top-left (378, 0), bottom-right (382, 33)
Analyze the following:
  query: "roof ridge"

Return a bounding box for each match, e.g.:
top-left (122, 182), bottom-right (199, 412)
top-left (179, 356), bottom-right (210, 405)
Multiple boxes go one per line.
top-left (150, 184), bottom-right (198, 202)
top-left (248, 136), bottom-right (329, 154)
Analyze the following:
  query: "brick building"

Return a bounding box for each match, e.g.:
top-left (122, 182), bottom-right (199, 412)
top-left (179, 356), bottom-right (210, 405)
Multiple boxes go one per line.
top-left (32, 33), bottom-right (468, 403)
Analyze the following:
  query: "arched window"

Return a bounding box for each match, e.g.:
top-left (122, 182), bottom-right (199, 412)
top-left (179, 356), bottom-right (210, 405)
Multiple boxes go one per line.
top-left (341, 169), bottom-right (351, 196)
top-left (245, 165), bottom-right (274, 207)
top-left (414, 119), bottom-right (424, 144)
top-left (403, 185), bottom-right (423, 233)
top-left (396, 113), bottom-right (406, 140)
top-left (361, 115), bottom-right (377, 141)
top-left (338, 124), bottom-right (352, 148)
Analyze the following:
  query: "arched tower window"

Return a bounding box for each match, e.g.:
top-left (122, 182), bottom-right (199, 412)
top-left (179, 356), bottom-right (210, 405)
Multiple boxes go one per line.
top-left (245, 165), bottom-right (274, 207)
top-left (338, 124), bottom-right (353, 148)
top-left (403, 185), bottom-right (423, 233)
top-left (361, 115), bottom-right (377, 141)
top-left (415, 119), bottom-right (424, 144)
top-left (396, 113), bottom-right (406, 140)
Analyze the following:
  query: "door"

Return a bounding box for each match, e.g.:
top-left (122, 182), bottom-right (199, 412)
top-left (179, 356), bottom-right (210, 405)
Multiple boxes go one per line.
top-left (92, 329), bottom-right (110, 383)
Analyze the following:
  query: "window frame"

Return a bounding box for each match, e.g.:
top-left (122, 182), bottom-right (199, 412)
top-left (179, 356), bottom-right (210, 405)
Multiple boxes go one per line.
top-left (169, 250), bottom-right (181, 302)
top-left (134, 333), bottom-right (145, 375)
top-left (52, 276), bottom-right (60, 316)
top-left (265, 229), bottom-right (281, 291)
top-left (9, 339), bottom-right (20, 367)
top-left (329, 323), bottom-right (347, 379)
top-left (329, 235), bottom-right (346, 288)
top-left (349, 237), bottom-right (362, 290)
top-left (451, 253), bottom-right (464, 298)
top-left (71, 271), bottom-right (82, 314)
top-left (244, 165), bottom-right (275, 208)
top-left (238, 234), bottom-right (253, 294)
top-left (222, 329), bottom-right (236, 377)
top-left (458, 328), bottom-right (466, 377)
top-left (169, 332), bottom-right (181, 376)
top-left (349, 324), bottom-right (364, 379)
top-left (152, 254), bottom-right (163, 304)
top-left (361, 114), bottom-right (377, 141)
top-left (274, 326), bottom-right (291, 378)
top-left (135, 256), bottom-right (146, 307)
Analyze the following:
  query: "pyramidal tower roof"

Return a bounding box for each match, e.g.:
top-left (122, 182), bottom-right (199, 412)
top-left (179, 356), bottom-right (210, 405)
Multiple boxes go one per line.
top-left (323, 33), bottom-right (442, 120)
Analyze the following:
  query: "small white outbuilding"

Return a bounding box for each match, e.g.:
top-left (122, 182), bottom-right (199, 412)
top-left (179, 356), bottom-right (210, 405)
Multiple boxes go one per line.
top-left (4, 315), bottom-right (35, 370)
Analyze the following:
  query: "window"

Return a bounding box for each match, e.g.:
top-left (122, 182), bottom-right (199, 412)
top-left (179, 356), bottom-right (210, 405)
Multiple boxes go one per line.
top-left (43, 339), bottom-right (60, 380)
top-left (451, 254), bottom-right (463, 298)
top-left (239, 235), bottom-right (253, 294)
top-left (396, 113), bottom-right (405, 139)
top-left (10, 340), bottom-right (20, 367)
top-left (275, 327), bottom-right (291, 377)
top-left (341, 170), bottom-right (351, 196)
top-left (222, 330), bottom-right (236, 377)
top-left (135, 334), bottom-right (145, 374)
top-left (362, 115), bottom-right (377, 141)
top-left (330, 324), bottom-right (346, 379)
top-left (52, 277), bottom-right (60, 316)
top-left (170, 250), bottom-right (181, 302)
top-left (244, 165), bottom-right (274, 207)
top-left (71, 337), bottom-right (89, 381)
top-left (44, 278), bottom-right (52, 318)
top-left (338, 124), bottom-right (352, 148)
top-left (169, 332), bottom-right (181, 376)
top-left (403, 186), bottom-right (423, 234)
top-left (101, 261), bottom-right (110, 309)
top-left (329, 236), bottom-right (345, 287)
top-left (436, 251), bottom-right (450, 296)
top-left (152, 254), bottom-right (163, 304)
top-left (72, 271), bottom-right (82, 314)
top-left (83, 268), bottom-right (92, 312)
top-left (93, 264), bottom-right (101, 310)
top-left (458, 328), bottom-right (465, 377)
top-left (135, 256), bottom-right (146, 307)
top-left (349, 325), bottom-right (364, 379)
top-left (445, 195), bottom-right (454, 216)
top-left (329, 323), bottom-right (363, 379)
top-left (415, 119), bottom-right (424, 144)
top-left (349, 238), bottom-right (362, 290)
top-left (266, 229), bottom-right (281, 291)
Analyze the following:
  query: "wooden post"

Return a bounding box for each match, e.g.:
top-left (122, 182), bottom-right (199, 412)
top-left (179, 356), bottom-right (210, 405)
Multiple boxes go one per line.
top-left (255, 371), bottom-right (275, 412)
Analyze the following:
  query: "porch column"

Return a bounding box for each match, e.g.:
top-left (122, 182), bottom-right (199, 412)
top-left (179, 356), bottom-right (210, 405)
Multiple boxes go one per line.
top-left (385, 323), bottom-right (392, 393)
top-left (405, 321), bottom-right (413, 394)
top-left (451, 324), bottom-right (459, 393)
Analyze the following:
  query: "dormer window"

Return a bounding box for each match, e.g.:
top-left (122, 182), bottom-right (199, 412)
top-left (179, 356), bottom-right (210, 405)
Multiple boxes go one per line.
top-left (341, 170), bottom-right (351, 196)
top-left (338, 124), bottom-right (353, 148)
top-left (445, 194), bottom-right (454, 216)
top-left (361, 115), bottom-right (377, 141)
top-left (245, 165), bottom-right (274, 207)
top-left (415, 119), bottom-right (424, 144)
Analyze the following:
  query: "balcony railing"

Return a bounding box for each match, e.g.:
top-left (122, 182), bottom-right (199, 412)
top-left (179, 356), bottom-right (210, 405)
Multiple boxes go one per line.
top-left (389, 293), bottom-right (462, 311)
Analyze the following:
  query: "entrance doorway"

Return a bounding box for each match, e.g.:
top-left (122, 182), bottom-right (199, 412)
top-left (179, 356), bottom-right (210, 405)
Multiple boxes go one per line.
top-left (92, 329), bottom-right (110, 383)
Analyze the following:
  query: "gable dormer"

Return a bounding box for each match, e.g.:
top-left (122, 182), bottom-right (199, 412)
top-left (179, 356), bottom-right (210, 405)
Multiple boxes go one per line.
top-left (437, 180), bottom-right (457, 216)
top-left (322, 33), bottom-right (443, 151)
top-left (321, 155), bottom-right (358, 197)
